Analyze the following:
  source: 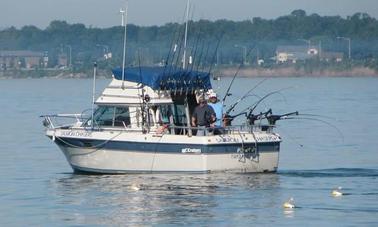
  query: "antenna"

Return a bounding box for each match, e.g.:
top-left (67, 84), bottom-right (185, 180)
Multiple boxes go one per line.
top-left (121, 1), bottom-right (128, 89)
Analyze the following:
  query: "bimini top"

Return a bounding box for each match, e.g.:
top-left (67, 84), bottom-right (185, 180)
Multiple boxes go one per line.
top-left (112, 66), bottom-right (212, 91)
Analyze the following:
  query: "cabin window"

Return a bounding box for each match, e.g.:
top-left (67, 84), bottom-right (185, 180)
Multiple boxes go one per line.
top-left (145, 105), bottom-right (173, 126)
top-left (173, 104), bottom-right (186, 126)
top-left (114, 107), bottom-right (130, 127)
top-left (92, 106), bottom-right (115, 126)
top-left (86, 106), bottom-right (130, 127)
top-left (160, 104), bottom-right (172, 124)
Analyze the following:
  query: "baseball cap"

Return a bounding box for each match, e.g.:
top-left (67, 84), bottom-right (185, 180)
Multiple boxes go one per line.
top-left (209, 92), bottom-right (217, 98)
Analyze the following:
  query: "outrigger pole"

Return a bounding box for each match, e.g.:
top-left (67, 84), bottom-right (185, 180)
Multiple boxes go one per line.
top-left (182, 0), bottom-right (190, 69)
top-left (183, 0), bottom-right (192, 136)
top-left (91, 62), bottom-right (97, 129)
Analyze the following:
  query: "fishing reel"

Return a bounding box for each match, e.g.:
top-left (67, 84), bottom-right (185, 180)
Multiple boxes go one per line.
top-left (246, 109), bottom-right (272, 125)
top-left (144, 94), bottom-right (151, 103)
top-left (265, 111), bottom-right (299, 125)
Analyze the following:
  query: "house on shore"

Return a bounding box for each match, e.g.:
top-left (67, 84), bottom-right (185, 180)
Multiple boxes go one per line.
top-left (0, 50), bottom-right (47, 70)
top-left (275, 45), bottom-right (344, 64)
top-left (320, 51), bottom-right (343, 62)
top-left (275, 45), bottom-right (319, 64)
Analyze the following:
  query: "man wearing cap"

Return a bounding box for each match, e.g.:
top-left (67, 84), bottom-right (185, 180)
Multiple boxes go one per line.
top-left (208, 92), bottom-right (224, 134)
top-left (191, 96), bottom-right (216, 136)
top-left (208, 92), bottom-right (223, 125)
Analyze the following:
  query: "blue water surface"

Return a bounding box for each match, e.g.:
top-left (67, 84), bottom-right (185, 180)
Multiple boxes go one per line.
top-left (0, 77), bottom-right (377, 226)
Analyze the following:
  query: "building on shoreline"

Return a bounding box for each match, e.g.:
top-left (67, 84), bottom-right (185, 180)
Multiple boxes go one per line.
top-left (275, 45), bottom-right (319, 63)
top-left (275, 45), bottom-right (344, 64)
top-left (320, 52), bottom-right (343, 62)
top-left (0, 50), bottom-right (46, 70)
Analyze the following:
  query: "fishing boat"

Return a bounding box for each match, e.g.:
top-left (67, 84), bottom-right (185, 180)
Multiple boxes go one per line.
top-left (42, 65), bottom-right (284, 173)
top-left (41, 1), bottom-right (294, 174)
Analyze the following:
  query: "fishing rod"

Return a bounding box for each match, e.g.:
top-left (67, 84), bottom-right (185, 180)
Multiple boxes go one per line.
top-left (282, 116), bottom-right (344, 142)
top-left (182, 0), bottom-right (191, 69)
top-left (185, 1), bottom-right (198, 71)
top-left (137, 48), bottom-right (147, 133)
top-left (163, 22), bottom-right (183, 76)
top-left (187, 25), bottom-right (203, 73)
top-left (224, 77), bottom-right (269, 116)
top-left (199, 39), bottom-right (211, 72)
top-left (167, 10), bottom-right (188, 75)
top-left (226, 108), bottom-right (272, 125)
top-left (173, 1), bottom-right (194, 71)
top-left (223, 108), bottom-right (273, 127)
top-left (207, 33), bottom-right (224, 75)
top-left (243, 86), bottom-right (293, 117)
top-left (194, 39), bottom-right (208, 73)
top-left (221, 45), bottom-right (256, 104)
top-left (295, 113), bottom-right (336, 120)
top-left (264, 111), bottom-right (299, 125)
top-left (223, 87), bottom-right (290, 126)
top-left (172, 25), bottom-right (186, 70)
top-left (165, 27), bottom-right (184, 89)
top-left (278, 127), bottom-right (305, 148)
top-left (247, 109), bottom-right (273, 125)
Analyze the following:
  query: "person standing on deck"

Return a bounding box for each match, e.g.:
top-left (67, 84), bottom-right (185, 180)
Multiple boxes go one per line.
top-left (191, 96), bottom-right (216, 136)
top-left (207, 92), bottom-right (223, 126)
top-left (207, 92), bottom-right (224, 134)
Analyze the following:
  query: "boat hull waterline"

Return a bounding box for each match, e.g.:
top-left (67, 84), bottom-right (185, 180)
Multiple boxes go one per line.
top-left (47, 129), bottom-right (280, 173)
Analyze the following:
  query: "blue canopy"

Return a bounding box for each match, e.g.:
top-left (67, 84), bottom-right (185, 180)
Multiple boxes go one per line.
top-left (112, 66), bottom-right (212, 91)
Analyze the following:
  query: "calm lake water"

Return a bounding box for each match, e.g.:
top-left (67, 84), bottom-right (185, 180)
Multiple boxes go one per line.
top-left (1, 77), bottom-right (378, 226)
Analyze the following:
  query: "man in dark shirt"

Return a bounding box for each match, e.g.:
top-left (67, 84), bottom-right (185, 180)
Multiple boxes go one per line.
top-left (191, 96), bottom-right (216, 136)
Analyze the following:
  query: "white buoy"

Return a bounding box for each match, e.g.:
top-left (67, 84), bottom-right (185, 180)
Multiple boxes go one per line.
top-left (283, 197), bottom-right (295, 209)
top-left (332, 186), bottom-right (343, 197)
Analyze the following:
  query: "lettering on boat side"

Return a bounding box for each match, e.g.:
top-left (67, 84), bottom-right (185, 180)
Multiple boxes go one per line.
top-left (237, 147), bottom-right (256, 153)
top-left (215, 136), bottom-right (240, 143)
top-left (255, 135), bottom-right (279, 142)
top-left (181, 148), bottom-right (202, 153)
top-left (61, 130), bottom-right (92, 138)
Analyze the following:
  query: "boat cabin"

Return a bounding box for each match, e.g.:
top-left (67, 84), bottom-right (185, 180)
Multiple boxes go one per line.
top-left (85, 66), bottom-right (213, 135)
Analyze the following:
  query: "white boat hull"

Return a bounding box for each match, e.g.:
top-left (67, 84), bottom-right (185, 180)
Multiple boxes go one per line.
top-left (48, 128), bottom-right (281, 173)
top-left (57, 144), bottom-right (279, 173)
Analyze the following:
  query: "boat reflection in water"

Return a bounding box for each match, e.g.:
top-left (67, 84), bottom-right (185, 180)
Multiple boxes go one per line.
top-left (49, 173), bottom-right (280, 225)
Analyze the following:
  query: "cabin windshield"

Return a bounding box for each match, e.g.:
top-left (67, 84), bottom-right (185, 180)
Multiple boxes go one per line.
top-left (171, 94), bottom-right (197, 126)
top-left (85, 106), bottom-right (130, 127)
top-left (160, 105), bottom-right (172, 124)
top-left (172, 104), bottom-right (186, 126)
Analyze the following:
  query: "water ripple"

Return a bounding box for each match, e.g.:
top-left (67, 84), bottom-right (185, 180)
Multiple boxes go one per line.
top-left (279, 168), bottom-right (378, 178)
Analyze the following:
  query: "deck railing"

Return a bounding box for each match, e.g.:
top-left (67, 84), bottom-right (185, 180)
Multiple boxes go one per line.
top-left (41, 114), bottom-right (86, 129)
top-left (41, 114), bottom-right (274, 135)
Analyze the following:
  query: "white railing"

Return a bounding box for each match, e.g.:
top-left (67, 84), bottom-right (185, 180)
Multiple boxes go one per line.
top-left (41, 114), bottom-right (87, 129)
top-left (41, 113), bottom-right (275, 136)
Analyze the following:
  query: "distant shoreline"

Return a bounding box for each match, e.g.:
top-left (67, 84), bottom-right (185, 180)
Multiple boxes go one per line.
top-left (219, 66), bottom-right (378, 77)
top-left (1, 66), bottom-right (378, 79)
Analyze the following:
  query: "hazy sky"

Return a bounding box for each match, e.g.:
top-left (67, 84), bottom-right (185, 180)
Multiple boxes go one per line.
top-left (1, 0), bottom-right (378, 29)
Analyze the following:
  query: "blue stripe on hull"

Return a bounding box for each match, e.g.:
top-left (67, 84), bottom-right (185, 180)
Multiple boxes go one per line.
top-left (71, 164), bottom-right (210, 174)
top-left (70, 164), bottom-right (277, 174)
top-left (53, 136), bottom-right (280, 154)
